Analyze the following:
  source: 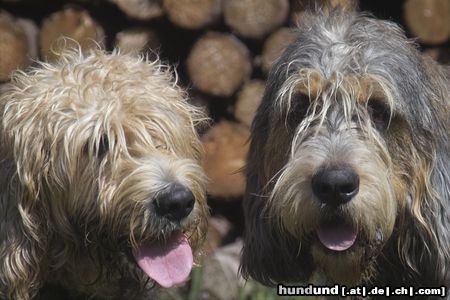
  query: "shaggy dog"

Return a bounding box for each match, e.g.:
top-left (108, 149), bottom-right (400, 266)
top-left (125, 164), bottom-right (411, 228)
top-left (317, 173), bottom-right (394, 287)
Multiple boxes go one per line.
top-left (240, 9), bottom-right (450, 294)
top-left (0, 47), bottom-right (208, 299)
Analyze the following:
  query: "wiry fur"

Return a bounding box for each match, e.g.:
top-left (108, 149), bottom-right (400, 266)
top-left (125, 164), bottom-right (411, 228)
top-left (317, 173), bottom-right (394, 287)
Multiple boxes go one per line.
top-left (0, 47), bottom-right (209, 299)
top-left (240, 9), bottom-right (450, 294)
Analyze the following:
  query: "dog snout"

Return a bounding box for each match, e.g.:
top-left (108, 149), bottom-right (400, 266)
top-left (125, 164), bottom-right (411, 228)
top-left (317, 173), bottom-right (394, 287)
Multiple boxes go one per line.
top-left (154, 183), bottom-right (195, 221)
top-left (312, 165), bottom-right (359, 206)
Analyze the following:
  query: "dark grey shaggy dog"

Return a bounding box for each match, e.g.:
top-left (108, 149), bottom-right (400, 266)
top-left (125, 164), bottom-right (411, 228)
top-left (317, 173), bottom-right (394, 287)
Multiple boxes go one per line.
top-left (240, 8), bottom-right (449, 297)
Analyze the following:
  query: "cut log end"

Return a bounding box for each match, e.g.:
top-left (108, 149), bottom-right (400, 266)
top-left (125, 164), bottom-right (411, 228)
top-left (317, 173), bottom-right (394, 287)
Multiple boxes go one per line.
top-left (224, 0), bottom-right (289, 39)
top-left (110, 0), bottom-right (164, 20)
top-left (404, 0), bottom-right (450, 45)
top-left (291, 0), bottom-right (358, 24)
top-left (164, 0), bottom-right (221, 30)
top-left (40, 8), bottom-right (105, 61)
top-left (114, 28), bottom-right (160, 57)
top-left (0, 11), bottom-right (29, 81)
top-left (261, 27), bottom-right (296, 74)
top-left (187, 32), bottom-right (252, 97)
top-left (234, 79), bottom-right (266, 128)
top-left (202, 121), bottom-right (250, 198)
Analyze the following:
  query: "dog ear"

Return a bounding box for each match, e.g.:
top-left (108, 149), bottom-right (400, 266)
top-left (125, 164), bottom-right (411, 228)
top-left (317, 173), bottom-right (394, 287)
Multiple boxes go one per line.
top-left (0, 91), bottom-right (48, 299)
top-left (0, 162), bottom-right (47, 299)
top-left (240, 171), bottom-right (314, 285)
top-left (239, 94), bottom-right (313, 285)
top-left (396, 153), bottom-right (450, 285)
top-left (395, 65), bottom-right (450, 285)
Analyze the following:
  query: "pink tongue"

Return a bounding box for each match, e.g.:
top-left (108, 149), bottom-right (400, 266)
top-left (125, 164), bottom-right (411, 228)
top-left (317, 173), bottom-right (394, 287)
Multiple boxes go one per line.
top-left (134, 233), bottom-right (193, 288)
top-left (317, 222), bottom-right (357, 251)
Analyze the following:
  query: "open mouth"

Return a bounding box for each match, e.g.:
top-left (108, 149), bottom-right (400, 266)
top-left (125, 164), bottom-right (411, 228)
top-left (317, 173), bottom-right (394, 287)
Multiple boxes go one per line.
top-left (316, 218), bottom-right (357, 252)
top-left (133, 232), bottom-right (193, 288)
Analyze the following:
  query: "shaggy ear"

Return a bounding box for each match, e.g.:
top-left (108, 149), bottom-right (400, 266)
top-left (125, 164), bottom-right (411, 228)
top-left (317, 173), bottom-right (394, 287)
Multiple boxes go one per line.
top-left (0, 175), bottom-right (47, 300)
top-left (240, 171), bottom-right (313, 285)
top-left (395, 62), bottom-right (450, 284)
top-left (239, 100), bottom-right (313, 285)
top-left (397, 149), bottom-right (450, 285)
top-left (0, 100), bottom-right (48, 299)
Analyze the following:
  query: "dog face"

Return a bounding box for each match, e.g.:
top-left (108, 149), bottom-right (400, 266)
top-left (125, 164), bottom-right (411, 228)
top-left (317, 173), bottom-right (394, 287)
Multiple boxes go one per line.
top-left (0, 48), bottom-right (208, 298)
top-left (241, 11), bottom-right (450, 286)
top-left (264, 72), bottom-right (398, 283)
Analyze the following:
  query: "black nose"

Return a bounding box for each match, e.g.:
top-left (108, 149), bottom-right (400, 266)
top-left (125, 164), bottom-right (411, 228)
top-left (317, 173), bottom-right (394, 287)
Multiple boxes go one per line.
top-left (311, 165), bottom-right (359, 206)
top-left (154, 184), bottom-right (195, 221)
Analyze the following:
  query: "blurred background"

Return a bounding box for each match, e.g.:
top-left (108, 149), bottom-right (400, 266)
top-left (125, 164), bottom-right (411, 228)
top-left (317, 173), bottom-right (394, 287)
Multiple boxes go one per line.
top-left (0, 0), bottom-right (449, 299)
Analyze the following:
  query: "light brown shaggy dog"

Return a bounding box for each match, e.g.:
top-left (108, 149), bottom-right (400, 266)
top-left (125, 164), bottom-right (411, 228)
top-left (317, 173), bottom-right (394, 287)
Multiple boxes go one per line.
top-left (0, 47), bottom-right (208, 299)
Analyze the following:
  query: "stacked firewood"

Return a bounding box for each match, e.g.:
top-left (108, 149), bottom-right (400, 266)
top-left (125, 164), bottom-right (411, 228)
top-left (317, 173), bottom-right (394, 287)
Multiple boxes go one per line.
top-left (0, 0), bottom-right (449, 258)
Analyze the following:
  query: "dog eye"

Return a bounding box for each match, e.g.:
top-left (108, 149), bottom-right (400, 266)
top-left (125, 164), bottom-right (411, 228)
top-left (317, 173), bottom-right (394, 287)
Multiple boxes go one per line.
top-left (367, 99), bottom-right (390, 130)
top-left (82, 134), bottom-right (109, 158)
top-left (155, 144), bottom-right (167, 150)
top-left (287, 93), bottom-right (310, 127)
top-left (97, 134), bottom-right (109, 157)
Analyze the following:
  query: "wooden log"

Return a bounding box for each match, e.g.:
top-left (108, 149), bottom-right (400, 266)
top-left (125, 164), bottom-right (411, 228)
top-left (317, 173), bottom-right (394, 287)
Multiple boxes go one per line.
top-left (16, 18), bottom-right (39, 61)
top-left (0, 11), bottom-right (29, 81)
top-left (261, 27), bottom-right (296, 74)
top-left (404, 0), bottom-right (450, 45)
top-left (323, 0), bottom-right (357, 10)
top-left (224, 0), bottom-right (289, 39)
top-left (293, 0), bottom-right (357, 10)
top-left (234, 79), bottom-right (265, 128)
top-left (114, 28), bottom-right (160, 57)
top-left (40, 7), bottom-right (105, 61)
top-left (187, 32), bottom-right (251, 97)
top-left (163, 0), bottom-right (221, 30)
top-left (201, 121), bottom-right (249, 198)
top-left (291, 0), bottom-right (357, 24)
top-left (109, 0), bottom-right (164, 20)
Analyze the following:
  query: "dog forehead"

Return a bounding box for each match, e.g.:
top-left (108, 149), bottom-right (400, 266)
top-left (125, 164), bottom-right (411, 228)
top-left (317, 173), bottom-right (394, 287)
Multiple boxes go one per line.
top-left (36, 87), bottom-right (172, 130)
top-left (274, 10), bottom-right (421, 107)
top-left (294, 70), bottom-right (386, 104)
top-left (3, 55), bottom-right (189, 141)
top-left (46, 57), bottom-right (183, 117)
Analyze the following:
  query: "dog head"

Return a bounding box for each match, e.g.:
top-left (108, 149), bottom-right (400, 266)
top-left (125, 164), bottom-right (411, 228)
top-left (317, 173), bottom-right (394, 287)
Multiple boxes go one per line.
top-left (0, 47), bottom-right (209, 295)
top-left (241, 10), bottom-right (449, 286)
